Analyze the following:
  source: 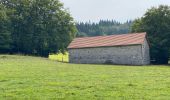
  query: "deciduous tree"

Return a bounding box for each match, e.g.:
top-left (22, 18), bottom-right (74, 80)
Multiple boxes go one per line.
top-left (1, 0), bottom-right (77, 57)
top-left (131, 5), bottom-right (170, 64)
top-left (0, 4), bottom-right (11, 53)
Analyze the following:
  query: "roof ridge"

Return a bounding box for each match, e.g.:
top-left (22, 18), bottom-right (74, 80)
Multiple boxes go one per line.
top-left (74, 32), bottom-right (146, 39)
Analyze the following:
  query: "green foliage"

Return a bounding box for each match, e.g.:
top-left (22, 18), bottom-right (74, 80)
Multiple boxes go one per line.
top-left (0, 4), bottom-right (11, 53)
top-left (0, 0), bottom-right (76, 57)
top-left (131, 5), bottom-right (170, 64)
top-left (0, 55), bottom-right (170, 99)
top-left (76, 20), bottom-right (133, 37)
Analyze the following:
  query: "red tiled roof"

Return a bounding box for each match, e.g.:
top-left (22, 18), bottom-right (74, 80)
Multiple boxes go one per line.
top-left (68, 32), bottom-right (147, 49)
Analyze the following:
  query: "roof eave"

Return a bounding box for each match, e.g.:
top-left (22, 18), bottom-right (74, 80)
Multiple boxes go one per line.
top-left (68, 43), bottom-right (143, 49)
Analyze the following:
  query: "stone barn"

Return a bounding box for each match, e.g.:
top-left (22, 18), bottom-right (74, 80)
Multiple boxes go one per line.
top-left (67, 32), bottom-right (150, 65)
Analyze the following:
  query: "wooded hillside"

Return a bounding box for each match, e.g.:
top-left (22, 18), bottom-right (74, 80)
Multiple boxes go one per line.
top-left (76, 20), bottom-right (133, 37)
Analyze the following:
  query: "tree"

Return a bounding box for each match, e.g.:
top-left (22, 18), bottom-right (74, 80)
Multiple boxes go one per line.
top-left (76, 20), bottom-right (133, 37)
top-left (0, 4), bottom-right (11, 53)
top-left (1, 0), bottom-right (77, 57)
top-left (131, 5), bottom-right (170, 64)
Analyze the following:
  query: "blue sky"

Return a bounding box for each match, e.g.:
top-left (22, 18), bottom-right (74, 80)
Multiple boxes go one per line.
top-left (60, 0), bottom-right (170, 23)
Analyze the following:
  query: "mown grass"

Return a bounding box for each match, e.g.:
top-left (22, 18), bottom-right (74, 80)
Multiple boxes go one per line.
top-left (0, 55), bottom-right (170, 99)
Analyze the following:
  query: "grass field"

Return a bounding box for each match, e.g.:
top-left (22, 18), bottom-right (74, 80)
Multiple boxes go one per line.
top-left (0, 55), bottom-right (170, 99)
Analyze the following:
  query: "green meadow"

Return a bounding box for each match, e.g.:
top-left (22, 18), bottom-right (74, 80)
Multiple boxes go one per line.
top-left (0, 55), bottom-right (170, 100)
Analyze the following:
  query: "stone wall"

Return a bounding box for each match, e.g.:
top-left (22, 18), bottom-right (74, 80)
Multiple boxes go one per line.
top-left (142, 38), bottom-right (150, 65)
top-left (68, 44), bottom-right (149, 65)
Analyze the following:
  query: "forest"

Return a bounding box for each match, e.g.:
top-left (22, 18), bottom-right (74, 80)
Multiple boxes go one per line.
top-left (76, 20), bottom-right (133, 37)
top-left (0, 0), bottom-right (76, 57)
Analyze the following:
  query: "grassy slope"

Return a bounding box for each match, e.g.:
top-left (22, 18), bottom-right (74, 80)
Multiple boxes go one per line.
top-left (0, 55), bottom-right (170, 100)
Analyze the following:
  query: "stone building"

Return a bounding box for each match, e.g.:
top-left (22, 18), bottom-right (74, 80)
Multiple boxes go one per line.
top-left (67, 32), bottom-right (150, 65)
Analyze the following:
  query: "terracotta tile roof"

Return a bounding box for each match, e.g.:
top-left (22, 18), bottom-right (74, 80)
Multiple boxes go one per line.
top-left (68, 32), bottom-right (147, 49)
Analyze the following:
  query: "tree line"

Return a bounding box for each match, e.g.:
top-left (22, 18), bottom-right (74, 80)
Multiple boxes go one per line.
top-left (0, 0), bottom-right (76, 57)
top-left (0, 1), bottom-right (169, 64)
top-left (76, 20), bottom-right (133, 37)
